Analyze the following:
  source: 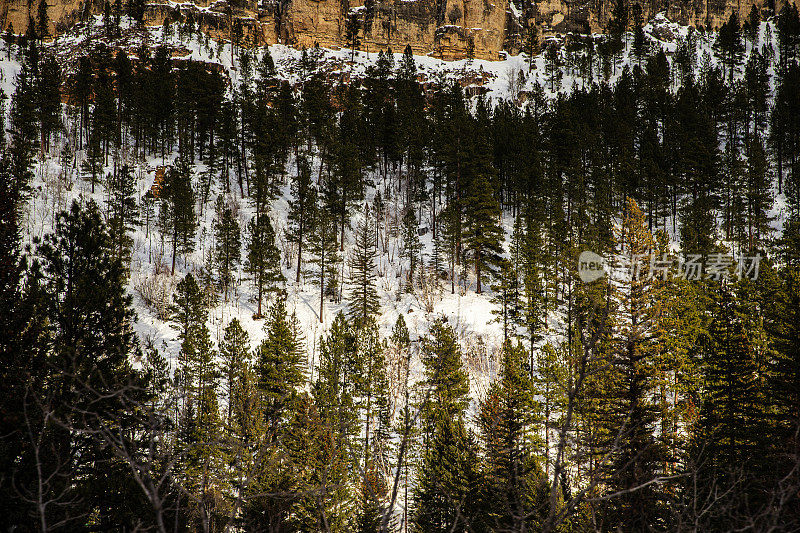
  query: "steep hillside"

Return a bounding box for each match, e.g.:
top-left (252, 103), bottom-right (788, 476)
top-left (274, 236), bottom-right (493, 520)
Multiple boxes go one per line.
top-left (0, 0), bottom-right (789, 59)
top-left (3, 7), bottom-right (800, 530)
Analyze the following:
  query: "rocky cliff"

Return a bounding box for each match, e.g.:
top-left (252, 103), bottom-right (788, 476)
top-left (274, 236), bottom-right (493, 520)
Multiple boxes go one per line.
top-left (0, 0), bottom-right (787, 60)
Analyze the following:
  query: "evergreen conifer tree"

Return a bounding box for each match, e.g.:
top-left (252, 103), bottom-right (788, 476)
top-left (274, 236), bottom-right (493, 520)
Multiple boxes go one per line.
top-left (601, 198), bottom-right (665, 529)
top-left (36, 54), bottom-right (60, 155)
top-left (81, 134), bottom-right (104, 194)
top-left (34, 200), bottom-right (148, 528)
top-left (36, 0), bottom-right (49, 41)
top-left (462, 173), bottom-right (504, 293)
top-left (106, 164), bottom-right (139, 266)
top-left (307, 195), bottom-right (341, 322)
top-left (414, 346), bottom-right (479, 533)
top-left (690, 281), bottom-right (772, 530)
top-left (715, 12), bottom-right (745, 83)
top-left (219, 318), bottom-right (251, 423)
top-left (347, 210), bottom-right (379, 325)
top-left (213, 195), bottom-right (241, 298)
top-left (256, 296), bottom-right (306, 438)
top-left (477, 341), bottom-right (550, 531)
top-left (401, 206), bottom-right (422, 285)
top-left (162, 160), bottom-right (196, 274)
top-left (244, 210), bottom-right (285, 317)
top-left (286, 157), bottom-right (315, 283)
top-left (245, 212), bottom-right (284, 318)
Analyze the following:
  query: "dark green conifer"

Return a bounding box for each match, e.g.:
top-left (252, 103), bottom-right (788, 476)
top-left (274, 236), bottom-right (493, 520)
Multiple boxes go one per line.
top-left (213, 195), bottom-right (241, 298)
top-left (347, 210), bottom-right (380, 325)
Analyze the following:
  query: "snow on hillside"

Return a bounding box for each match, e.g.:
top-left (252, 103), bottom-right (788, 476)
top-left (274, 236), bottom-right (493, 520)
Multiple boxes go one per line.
top-left (9, 12), bottom-right (785, 410)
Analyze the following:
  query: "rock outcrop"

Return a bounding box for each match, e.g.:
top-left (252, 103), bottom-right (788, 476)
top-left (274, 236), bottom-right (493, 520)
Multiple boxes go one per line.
top-left (0, 0), bottom-right (788, 60)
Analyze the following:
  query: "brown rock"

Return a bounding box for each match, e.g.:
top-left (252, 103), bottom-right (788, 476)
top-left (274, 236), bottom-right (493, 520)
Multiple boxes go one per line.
top-left (0, 0), bottom-right (784, 61)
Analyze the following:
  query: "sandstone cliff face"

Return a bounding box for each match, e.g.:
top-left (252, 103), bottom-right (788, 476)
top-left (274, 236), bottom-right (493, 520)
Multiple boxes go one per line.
top-left (531, 0), bottom-right (783, 34)
top-left (284, 0), bottom-right (508, 60)
top-left (0, 0), bottom-right (785, 60)
top-left (360, 0), bottom-right (440, 57)
top-left (1, 0), bottom-right (85, 36)
top-left (437, 0), bottom-right (508, 59)
top-left (285, 0), bottom-right (344, 49)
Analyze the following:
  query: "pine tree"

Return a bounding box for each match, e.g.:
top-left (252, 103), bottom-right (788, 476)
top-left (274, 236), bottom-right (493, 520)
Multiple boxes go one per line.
top-left (345, 11), bottom-right (361, 62)
top-left (357, 318), bottom-right (390, 525)
top-left (690, 281), bottom-right (772, 530)
top-left (631, 4), bottom-right (648, 68)
top-left (601, 197), bottom-right (665, 529)
top-left (745, 135), bottom-right (773, 249)
top-left (169, 272), bottom-right (208, 415)
top-left (414, 414), bottom-right (479, 531)
top-left (219, 318), bottom-right (250, 424)
top-left (284, 394), bottom-right (355, 531)
top-left (771, 62), bottom-right (800, 203)
top-left (462, 173), bottom-right (504, 293)
top-left (72, 55), bottom-right (92, 150)
top-left (242, 303), bottom-right (306, 531)
top-left (0, 160), bottom-right (25, 440)
top-left (213, 195), bottom-right (241, 298)
top-left (36, 0), bottom-right (49, 41)
top-left (715, 12), bottom-right (745, 83)
top-left (535, 343), bottom-right (570, 478)
top-left (476, 341), bottom-right (550, 531)
top-left (258, 48), bottom-right (276, 79)
top-left (36, 54), bottom-right (60, 155)
top-left (8, 54), bottom-right (38, 191)
top-left (414, 322), bottom-right (478, 533)
top-left (419, 318), bottom-right (470, 430)
top-left (162, 160), bottom-right (196, 274)
top-left (170, 273), bottom-right (207, 367)
top-left (347, 210), bottom-right (379, 325)
top-left (245, 212), bottom-right (284, 318)
top-left (306, 313), bottom-right (362, 528)
top-left (3, 25), bottom-right (13, 61)
top-left (81, 133), bottom-right (104, 194)
top-left (373, 189), bottom-right (385, 252)
top-left (491, 259), bottom-right (520, 343)
top-left (105, 164), bottom-right (139, 266)
top-left (307, 195), bottom-right (340, 322)
top-left (186, 325), bottom-right (224, 529)
top-left (287, 157), bottom-right (315, 283)
top-left (170, 273), bottom-right (225, 527)
top-left (328, 83), bottom-right (366, 250)
top-left (777, 2), bottom-right (800, 72)
top-left (256, 296), bottom-right (306, 438)
top-left (91, 64), bottom-right (116, 162)
top-left (678, 82), bottom-right (719, 258)
top-left (519, 213), bottom-right (546, 350)
top-left (608, 0), bottom-right (628, 39)
top-left (744, 4), bottom-right (761, 43)
top-left (34, 200), bottom-right (148, 528)
top-left (526, 26), bottom-right (539, 70)
top-left (767, 269), bottom-right (800, 474)
top-left (388, 314), bottom-right (419, 531)
top-left (401, 206), bottom-right (422, 285)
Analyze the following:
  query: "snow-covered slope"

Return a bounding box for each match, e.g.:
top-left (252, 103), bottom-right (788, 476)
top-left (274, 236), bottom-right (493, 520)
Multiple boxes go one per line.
top-left (10, 12), bottom-right (785, 408)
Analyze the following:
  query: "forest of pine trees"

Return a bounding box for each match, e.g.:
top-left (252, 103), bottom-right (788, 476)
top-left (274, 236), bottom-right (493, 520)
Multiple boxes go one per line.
top-left (2, 3), bottom-right (800, 531)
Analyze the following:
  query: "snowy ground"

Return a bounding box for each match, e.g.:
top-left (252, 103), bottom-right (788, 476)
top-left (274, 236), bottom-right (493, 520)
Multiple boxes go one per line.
top-left (7, 12), bottom-right (786, 411)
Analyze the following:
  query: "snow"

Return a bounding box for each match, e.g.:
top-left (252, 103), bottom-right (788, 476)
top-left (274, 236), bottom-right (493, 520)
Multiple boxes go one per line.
top-left (6, 13), bottom-right (788, 413)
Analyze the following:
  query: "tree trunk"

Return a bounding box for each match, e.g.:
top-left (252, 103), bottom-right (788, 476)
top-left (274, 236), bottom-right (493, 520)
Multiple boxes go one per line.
top-left (476, 250), bottom-right (482, 293)
top-left (296, 240), bottom-right (303, 283)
